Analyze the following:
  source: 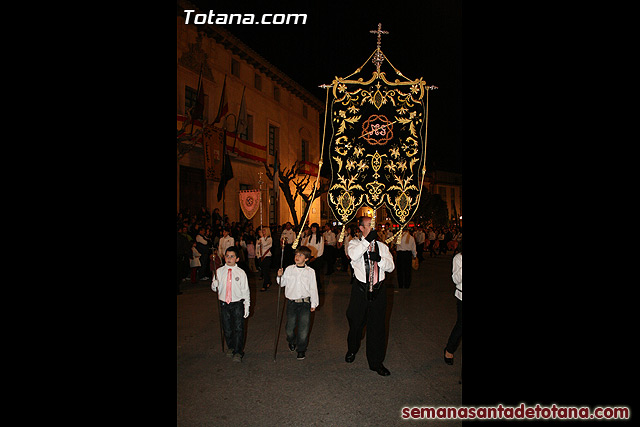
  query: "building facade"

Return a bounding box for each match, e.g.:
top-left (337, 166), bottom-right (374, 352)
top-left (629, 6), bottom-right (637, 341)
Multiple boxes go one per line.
top-left (177, 0), bottom-right (324, 228)
top-left (425, 170), bottom-right (463, 226)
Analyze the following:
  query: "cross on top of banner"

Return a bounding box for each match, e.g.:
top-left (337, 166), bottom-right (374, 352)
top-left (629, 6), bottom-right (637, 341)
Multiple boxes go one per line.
top-left (369, 23), bottom-right (389, 72)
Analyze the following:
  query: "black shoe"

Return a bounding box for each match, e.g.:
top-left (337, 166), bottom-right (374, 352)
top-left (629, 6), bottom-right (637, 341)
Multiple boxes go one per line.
top-left (297, 351), bottom-right (306, 360)
top-left (345, 352), bottom-right (356, 363)
top-left (444, 348), bottom-right (454, 365)
top-left (288, 342), bottom-right (296, 352)
top-left (371, 364), bottom-right (391, 376)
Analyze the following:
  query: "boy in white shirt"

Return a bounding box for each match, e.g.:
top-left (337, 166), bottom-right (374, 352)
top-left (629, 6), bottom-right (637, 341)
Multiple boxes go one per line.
top-left (217, 228), bottom-right (235, 260)
top-left (211, 246), bottom-right (251, 362)
top-left (276, 246), bottom-right (319, 360)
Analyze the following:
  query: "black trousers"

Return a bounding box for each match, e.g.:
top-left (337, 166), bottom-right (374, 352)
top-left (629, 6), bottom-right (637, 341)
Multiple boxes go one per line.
top-left (324, 245), bottom-right (337, 274)
top-left (346, 280), bottom-right (387, 369)
top-left (197, 246), bottom-right (210, 279)
top-left (396, 250), bottom-right (413, 288)
top-left (259, 256), bottom-right (272, 288)
top-left (445, 298), bottom-right (462, 354)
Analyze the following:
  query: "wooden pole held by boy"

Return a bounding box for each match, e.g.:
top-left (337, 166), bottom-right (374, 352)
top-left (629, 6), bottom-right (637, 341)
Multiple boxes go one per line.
top-left (273, 237), bottom-right (286, 361)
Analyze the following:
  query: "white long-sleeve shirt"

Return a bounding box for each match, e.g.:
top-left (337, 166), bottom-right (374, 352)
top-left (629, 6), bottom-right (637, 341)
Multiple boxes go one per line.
top-left (395, 232), bottom-right (417, 257)
top-left (211, 264), bottom-right (251, 309)
top-left (452, 253), bottom-right (462, 301)
top-left (276, 264), bottom-right (319, 309)
top-left (323, 230), bottom-right (337, 247)
top-left (218, 235), bottom-right (235, 257)
top-left (257, 236), bottom-right (272, 258)
top-left (348, 237), bottom-right (395, 283)
top-left (303, 233), bottom-right (324, 258)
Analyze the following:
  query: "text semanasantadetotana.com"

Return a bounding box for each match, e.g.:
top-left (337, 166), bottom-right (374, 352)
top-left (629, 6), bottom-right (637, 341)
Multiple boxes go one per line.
top-left (401, 403), bottom-right (630, 420)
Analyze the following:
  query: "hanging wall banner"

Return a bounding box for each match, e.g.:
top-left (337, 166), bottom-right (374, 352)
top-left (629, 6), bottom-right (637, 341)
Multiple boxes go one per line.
top-left (203, 125), bottom-right (225, 181)
top-left (239, 189), bottom-right (261, 219)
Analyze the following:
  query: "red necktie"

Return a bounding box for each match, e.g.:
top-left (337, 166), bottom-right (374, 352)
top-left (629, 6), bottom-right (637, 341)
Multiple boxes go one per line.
top-left (225, 268), bottom-right (232, 304)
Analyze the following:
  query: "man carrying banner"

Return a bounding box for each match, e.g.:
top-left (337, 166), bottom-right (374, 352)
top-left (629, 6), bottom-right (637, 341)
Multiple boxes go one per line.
top-left (345, 216), bottom-right (395, 376)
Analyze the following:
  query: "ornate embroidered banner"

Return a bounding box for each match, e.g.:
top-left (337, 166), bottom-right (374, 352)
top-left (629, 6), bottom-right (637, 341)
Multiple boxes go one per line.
top-left (327, 64), bottom-right (432, 231)
top-left (239, 189), bottom-right (261, 219)
top-left (323, 24), bottom-right (437, 240)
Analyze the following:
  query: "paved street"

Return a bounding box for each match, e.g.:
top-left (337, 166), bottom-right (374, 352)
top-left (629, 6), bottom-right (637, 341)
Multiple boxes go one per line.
top-left (177, 252), bottom-right (462, 426)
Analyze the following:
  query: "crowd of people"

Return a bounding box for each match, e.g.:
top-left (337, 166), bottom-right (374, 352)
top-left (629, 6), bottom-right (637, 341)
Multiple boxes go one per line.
top-left (176, 206), bottom-right (462, 294)
top-left (176, 207), bottom-right (462, 374)
top-left (176, 207), bottom-right (462, 285)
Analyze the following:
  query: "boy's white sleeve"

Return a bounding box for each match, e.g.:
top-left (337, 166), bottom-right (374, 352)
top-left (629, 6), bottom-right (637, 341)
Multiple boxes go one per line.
top-left (242, 277), bottom-right (250, 317)
top-left (278, 266), bottom-right (289, 287)
top-left (240, 271), bottom-right (250, 309)
top-left (309, 269), bottom-right (319, 309)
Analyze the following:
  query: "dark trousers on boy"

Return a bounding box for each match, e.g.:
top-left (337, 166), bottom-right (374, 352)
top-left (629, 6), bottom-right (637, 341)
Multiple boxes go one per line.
top-left (220, 300), bottom-right (245, 356)
top-left (286, 299), bottom-right (311, 352)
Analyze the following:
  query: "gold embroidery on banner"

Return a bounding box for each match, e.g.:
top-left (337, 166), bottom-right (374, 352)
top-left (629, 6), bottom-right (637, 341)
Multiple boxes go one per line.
top-left (326, 45), bottom-right (434, 228)
top-left (328, 174), bottom-right (364, 222)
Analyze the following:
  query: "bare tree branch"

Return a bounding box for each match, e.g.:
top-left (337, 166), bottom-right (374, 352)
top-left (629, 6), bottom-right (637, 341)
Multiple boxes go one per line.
top-left (262, 160), bottom-right (328, 229)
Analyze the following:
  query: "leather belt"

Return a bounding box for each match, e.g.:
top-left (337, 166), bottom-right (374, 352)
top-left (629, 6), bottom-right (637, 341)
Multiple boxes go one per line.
top-left (289, 297), bottom-right (310, 303)
top-left (355, 279), bottom-right (384, 301)
top-left (355, 279), bottom-right (384, 292)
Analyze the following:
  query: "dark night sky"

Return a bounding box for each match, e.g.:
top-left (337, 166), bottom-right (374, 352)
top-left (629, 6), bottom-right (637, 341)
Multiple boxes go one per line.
top-left (187, 0), bottom-right (461, 173)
